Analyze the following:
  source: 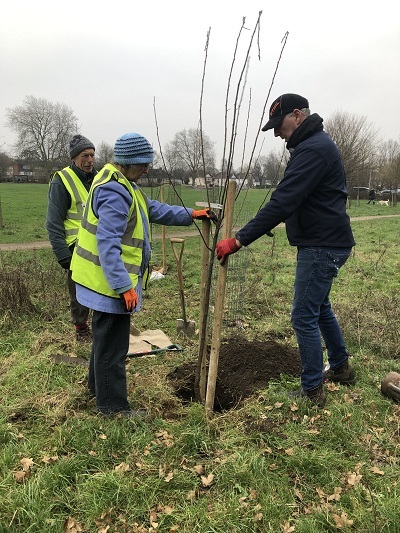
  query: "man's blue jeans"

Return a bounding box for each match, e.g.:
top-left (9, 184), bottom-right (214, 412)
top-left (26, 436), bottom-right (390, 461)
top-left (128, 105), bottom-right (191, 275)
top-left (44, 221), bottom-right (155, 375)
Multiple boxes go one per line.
top-left (291, 246), bottom-right (352, 391)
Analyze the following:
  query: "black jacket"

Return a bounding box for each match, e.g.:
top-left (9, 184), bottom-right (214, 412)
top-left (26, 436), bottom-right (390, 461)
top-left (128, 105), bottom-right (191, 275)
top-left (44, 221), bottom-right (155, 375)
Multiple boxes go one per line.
top-left (236, 114), bottom-right (355, 248)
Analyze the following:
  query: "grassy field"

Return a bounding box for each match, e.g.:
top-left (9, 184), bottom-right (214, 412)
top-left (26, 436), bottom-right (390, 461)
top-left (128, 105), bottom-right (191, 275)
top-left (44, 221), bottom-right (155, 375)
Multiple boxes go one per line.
top-left (1, 182), bottom-right (399, 244)
top-left (0, 184), bottom-right (399, 531)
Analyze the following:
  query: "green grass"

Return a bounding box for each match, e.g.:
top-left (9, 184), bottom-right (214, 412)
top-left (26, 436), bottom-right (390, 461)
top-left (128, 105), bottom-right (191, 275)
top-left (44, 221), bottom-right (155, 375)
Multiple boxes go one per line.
top-left (0, 187), bottom-right (400, 531)
top-left (1, 182), bottom-right (399, 244)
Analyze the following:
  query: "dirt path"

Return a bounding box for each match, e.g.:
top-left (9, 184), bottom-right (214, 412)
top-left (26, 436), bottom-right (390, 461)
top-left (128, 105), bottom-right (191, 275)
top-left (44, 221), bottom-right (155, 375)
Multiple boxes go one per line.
top-left (0, 214), bottom-right (399, 252)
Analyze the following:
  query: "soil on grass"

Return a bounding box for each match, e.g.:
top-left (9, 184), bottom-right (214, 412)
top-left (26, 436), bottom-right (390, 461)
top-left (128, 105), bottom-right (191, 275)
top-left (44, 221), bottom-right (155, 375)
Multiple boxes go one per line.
top-left (168, 335), bottom-right (301, 411)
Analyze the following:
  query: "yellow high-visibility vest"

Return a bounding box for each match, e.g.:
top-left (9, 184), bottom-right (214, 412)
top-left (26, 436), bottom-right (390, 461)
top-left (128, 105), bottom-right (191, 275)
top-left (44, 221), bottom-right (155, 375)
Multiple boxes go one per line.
top-left (71, 163), bottom-right (150, 298)
top-left (51, 167), bottom-right (89, 246)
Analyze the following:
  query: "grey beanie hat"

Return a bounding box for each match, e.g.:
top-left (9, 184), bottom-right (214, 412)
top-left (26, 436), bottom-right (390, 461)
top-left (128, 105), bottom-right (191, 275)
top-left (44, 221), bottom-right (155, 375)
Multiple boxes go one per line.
top-left (113, 132), bottom-right (154, 165)
top-left (69, 134), bottom-right (95, 159)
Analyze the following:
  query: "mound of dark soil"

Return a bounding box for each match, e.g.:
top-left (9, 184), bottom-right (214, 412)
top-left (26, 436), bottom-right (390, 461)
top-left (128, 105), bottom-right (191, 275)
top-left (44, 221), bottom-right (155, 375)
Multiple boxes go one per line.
top-left (168, 336), bottom-right (301, 410)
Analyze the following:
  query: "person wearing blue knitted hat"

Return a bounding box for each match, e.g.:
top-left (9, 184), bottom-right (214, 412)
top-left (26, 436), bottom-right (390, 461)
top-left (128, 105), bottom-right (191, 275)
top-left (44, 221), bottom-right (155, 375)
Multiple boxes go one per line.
top-left (71, 132), bottom-right (216, 418)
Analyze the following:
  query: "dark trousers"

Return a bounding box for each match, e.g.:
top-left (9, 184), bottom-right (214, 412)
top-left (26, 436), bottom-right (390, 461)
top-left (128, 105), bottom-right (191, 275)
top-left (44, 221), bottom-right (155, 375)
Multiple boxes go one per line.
top-left (67, 269), bottom-right (90, 326)
top-left (88, 310), bottom-right (131, 413)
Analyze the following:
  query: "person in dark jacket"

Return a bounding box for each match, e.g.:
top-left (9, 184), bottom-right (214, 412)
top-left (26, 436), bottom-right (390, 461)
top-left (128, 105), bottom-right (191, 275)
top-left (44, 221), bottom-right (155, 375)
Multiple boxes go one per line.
top-left (46, 135), bottom-right (97, 341)
top-left (216, 93), bottom-right (356, 407)
top-left (367, 189), bottom-right (376, 204)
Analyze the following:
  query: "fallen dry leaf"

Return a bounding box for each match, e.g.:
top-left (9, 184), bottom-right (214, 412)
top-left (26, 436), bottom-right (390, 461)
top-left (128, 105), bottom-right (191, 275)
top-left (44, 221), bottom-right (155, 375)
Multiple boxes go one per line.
top-left (14, 470), bottom-right (29, 483)
top-left (21, 457), bottom-right (34, 471)
top-left (164, 471), bottom-right (174, 482)
top-left (200, 474), bottom-right (214, 487)
top-left (143, 445), bottom-right (151, 456)
top-left (98, 434), bottom-right (107, 440)
top-left (42, 455), bottom-right (59, 464)
top-left (186, 490), bottom-right (196, 501)
top-left (327, 487), bottom-right (342, 501)
top-left (115, 462), bottom-right (130, 474)
top-left (326, 382), bottom-right (340, 391)
top-left (274, 402), bottom-right (284, 409)
top-left (346, 473), bottom-right (362, 487)
top-left (193, 464), bottom-right (205, 475)
top-left (155, 430), bottom-right (174, 447)
top-left (282, 523), bottom-right (295, 533)
top-left (285, 448), bottom-right (294, 456)
top-left (370, 466), bottom-right (384, 475)
top-left (262, 447), bottom-right (273, 455)
top-left (332, 511), bottom-right (354, 528)
top-left (64, 516), bottom-right (83, 532)
top-left (294, 489), bottom-right (303, 501)
top-left (149, 508), bottom-right (158, 528)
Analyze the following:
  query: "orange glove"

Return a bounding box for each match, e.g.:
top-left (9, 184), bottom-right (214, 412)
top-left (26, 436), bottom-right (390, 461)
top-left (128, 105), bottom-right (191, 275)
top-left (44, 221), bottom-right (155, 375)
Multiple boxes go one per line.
top-left (120, 288), bottom-right (138, 311)
top-left (192, 209), bottom-right (218, 223)
top-left (216, 238), bottom-right (241, 265)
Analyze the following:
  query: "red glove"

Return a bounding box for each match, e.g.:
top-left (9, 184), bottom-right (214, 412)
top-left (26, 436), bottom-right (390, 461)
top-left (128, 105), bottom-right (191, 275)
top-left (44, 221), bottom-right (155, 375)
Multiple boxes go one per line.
top-left (216, 238), bottom-right (241, 265)
top-left (192, 209), bottom-right (218, 223)
top-left (120, 288), bottom-right (138, 311)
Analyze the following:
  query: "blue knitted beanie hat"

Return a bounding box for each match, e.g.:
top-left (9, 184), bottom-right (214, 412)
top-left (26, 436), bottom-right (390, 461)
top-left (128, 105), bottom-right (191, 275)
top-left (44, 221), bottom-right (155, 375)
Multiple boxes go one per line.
top-left (114, 132), bottom-right (154, 165)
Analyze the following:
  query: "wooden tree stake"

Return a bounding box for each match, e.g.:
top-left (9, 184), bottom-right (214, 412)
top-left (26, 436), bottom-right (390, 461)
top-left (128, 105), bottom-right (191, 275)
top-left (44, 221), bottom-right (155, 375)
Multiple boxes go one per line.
top-left (198, 218), bottom-right (211, 403)
top-left (160, 185), bottom-right (167, 274)
top-left (205, 180), bottom-right (236, 413)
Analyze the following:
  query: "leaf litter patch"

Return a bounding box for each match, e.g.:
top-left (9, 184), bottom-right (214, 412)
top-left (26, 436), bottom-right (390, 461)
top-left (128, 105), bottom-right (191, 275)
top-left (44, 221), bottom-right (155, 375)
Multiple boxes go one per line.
top-left (168, 335), bottom-right (301, 411)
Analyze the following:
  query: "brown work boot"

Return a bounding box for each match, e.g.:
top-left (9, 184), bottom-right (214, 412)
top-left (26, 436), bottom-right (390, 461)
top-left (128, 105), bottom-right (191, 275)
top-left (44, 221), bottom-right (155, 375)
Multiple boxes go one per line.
top-left (289, 384), bottom-right (327, 408)
top-left (75, 324), bottom-right (92, 343)
top-left (323, 360), bottom-right (356, 385)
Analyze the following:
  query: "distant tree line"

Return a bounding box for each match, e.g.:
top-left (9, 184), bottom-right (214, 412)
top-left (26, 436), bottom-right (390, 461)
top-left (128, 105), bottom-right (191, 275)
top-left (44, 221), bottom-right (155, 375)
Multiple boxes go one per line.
top-left (1, 95), bottom-right (399, 195)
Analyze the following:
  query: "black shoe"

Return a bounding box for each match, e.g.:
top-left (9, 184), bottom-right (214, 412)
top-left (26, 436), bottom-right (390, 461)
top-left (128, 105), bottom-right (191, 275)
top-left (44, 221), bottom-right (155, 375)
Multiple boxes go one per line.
top-left (76, 324), bottom-right (92, 342)
top-left (86, 388), bottom-right (95, 399)
top-left (323, 360), bottom-right (356, 385)
top-left (289, 384), bottom-right (326, 408)
top-left (98, 408), bottom-right (147, 419)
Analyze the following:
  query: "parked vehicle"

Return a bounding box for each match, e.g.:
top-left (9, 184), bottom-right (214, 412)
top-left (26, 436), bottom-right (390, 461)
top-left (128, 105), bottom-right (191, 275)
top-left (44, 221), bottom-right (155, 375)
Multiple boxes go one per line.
top-left (351, 186), bottom-right (369, 200)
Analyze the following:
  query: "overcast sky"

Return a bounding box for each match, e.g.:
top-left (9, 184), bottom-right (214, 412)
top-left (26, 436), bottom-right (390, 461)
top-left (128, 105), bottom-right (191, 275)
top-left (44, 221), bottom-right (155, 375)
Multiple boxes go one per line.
top-left (1, 0), bottom-right (399, 166)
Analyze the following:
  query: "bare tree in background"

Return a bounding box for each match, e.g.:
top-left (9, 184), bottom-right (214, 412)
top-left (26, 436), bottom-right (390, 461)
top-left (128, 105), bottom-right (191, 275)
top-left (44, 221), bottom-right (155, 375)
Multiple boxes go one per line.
top-left (166, 128), bottom-right (215, 186)
top-left (5, 95), bottom-right (78, 175)
top-left (324, 111), bottom-right (378, 188)
top-left (95, 141), bottom-right (114, 168)
top-left (0, 151), bottom-right (12, 180)
top-left (377, 139), bottom-right (400, 191)
top-left (255, 152), bottom-right (285, 188)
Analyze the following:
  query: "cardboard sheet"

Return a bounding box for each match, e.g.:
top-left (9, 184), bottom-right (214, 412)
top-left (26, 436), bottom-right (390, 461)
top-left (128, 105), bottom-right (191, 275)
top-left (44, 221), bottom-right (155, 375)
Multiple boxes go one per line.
top-left (128, 329), bottom-right (173, 353)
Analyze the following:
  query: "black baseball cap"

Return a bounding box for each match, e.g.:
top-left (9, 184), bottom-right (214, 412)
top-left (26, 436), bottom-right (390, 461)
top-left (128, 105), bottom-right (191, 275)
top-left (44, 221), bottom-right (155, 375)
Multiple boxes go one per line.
top-left (261, 93), bottom-right (309, 131)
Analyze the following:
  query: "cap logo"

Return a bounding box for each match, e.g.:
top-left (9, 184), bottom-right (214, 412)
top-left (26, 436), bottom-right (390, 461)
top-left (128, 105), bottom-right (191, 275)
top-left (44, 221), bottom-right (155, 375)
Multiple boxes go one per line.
top-left (269, 100), bottom-right (281, 118)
